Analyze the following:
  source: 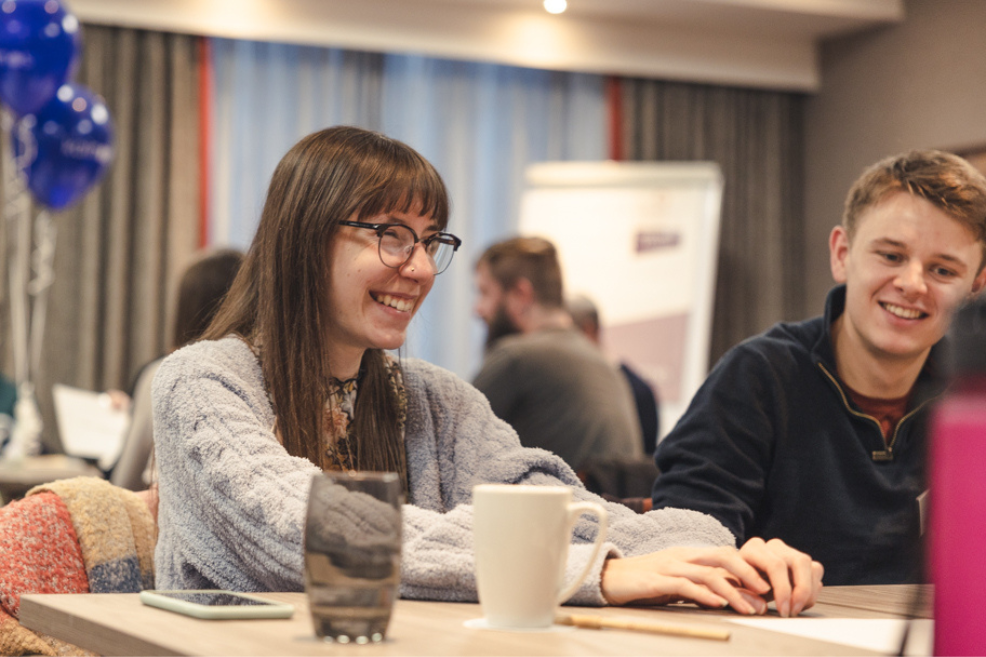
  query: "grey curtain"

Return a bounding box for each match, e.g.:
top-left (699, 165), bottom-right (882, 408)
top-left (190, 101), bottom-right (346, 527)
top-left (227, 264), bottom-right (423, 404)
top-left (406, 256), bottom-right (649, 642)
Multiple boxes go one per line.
top-left (619, 78), bottom-right (806, 366)
top-left (1, 25), bottom-right (201, 452)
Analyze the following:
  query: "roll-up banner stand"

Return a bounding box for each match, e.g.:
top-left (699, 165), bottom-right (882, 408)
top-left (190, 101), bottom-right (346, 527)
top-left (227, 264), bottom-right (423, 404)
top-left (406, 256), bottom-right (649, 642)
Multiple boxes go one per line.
top-left (519, 162), bottom-right (723, 440)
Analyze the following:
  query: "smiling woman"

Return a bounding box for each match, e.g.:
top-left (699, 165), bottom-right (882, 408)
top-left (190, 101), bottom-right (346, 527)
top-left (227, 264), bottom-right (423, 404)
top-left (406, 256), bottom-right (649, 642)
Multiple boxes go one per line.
top-left (151, 126), bottom-right (822, 616)
top-left (190, 126), bottom-right (454, 489)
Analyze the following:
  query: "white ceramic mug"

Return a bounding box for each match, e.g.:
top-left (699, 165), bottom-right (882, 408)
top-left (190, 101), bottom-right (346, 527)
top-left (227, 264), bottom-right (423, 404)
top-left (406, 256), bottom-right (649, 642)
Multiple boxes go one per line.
top-left (472, 484), bottom-right (609, 629)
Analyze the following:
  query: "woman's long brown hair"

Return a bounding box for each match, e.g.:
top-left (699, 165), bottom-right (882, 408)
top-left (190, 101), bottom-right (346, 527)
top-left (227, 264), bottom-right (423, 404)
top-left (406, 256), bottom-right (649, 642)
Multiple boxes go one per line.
top-left (202, 126), bottom-right (450, 490)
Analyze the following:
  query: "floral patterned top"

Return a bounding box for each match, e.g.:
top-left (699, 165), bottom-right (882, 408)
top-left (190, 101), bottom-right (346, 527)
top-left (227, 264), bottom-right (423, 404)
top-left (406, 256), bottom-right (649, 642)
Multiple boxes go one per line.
top-left (321, 354), bottom-right (407, 471)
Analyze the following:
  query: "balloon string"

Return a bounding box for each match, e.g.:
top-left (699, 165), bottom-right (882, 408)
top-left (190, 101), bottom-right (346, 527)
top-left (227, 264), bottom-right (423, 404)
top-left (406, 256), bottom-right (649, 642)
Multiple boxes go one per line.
top-left (13, 115), bottom-right (36, 171)
top-left (27, 210), bottom-right (56, 295)
top-left (29, 210), bottom-right (56, 381)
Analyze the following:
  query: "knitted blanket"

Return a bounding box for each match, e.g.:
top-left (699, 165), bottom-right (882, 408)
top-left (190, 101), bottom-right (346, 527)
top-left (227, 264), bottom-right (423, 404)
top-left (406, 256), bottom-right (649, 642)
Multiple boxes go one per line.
top-left (0, 476), bottom-right (156, 656)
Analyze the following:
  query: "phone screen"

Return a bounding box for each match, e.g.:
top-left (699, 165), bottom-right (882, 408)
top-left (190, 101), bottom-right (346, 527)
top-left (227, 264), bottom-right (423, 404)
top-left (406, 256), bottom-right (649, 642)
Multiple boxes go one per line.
top-left (152, 591), bottom-right (279, 607)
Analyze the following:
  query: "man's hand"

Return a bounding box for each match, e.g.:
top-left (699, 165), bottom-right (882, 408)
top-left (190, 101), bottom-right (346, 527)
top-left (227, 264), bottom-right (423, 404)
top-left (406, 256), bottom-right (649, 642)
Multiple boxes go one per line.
top-left (738, 537), bottom-right (823, 617)
top-left (600, 538), bottom-right (822, 616)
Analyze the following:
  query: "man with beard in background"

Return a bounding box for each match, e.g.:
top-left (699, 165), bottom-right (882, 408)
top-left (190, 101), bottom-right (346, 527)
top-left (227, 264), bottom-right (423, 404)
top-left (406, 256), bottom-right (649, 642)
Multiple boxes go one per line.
top-left (472, 237), bottom-right (642, 471)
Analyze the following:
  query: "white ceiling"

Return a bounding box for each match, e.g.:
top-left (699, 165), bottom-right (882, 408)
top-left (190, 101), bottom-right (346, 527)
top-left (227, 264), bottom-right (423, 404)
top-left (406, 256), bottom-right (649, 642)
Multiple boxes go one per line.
top-left (70, 0), bottom-right (904, 91)
top-left (450, 0), bottom-right (903, 39)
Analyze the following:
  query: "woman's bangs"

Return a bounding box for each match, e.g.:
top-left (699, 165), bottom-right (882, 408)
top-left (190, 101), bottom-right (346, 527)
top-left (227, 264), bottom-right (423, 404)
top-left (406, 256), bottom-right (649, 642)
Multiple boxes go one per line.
top-left (357, 162), bottom-right (449, 228)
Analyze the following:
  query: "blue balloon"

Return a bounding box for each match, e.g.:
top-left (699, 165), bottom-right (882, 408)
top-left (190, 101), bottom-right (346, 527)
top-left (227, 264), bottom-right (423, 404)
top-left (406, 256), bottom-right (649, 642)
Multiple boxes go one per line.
top-left (0, 0), bottom-right (81, 116)
top-left (13, 83), bottom-right (114, 210)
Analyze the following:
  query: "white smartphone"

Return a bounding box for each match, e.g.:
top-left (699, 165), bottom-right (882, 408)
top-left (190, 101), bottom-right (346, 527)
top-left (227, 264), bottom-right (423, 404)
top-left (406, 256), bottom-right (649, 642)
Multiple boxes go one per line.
top-left (139, 590), bottom-right (295, 620)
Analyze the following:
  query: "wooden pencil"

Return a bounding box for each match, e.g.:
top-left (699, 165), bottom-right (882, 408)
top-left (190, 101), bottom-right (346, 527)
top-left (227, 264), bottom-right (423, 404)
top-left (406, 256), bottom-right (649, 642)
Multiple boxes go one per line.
top-left (555, 612), bottom-right (732, 641)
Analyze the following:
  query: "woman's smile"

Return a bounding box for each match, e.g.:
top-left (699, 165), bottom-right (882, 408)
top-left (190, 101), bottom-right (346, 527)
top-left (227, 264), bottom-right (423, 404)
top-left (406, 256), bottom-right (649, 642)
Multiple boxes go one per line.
top-left (371, 291), bottom-right (417, 313)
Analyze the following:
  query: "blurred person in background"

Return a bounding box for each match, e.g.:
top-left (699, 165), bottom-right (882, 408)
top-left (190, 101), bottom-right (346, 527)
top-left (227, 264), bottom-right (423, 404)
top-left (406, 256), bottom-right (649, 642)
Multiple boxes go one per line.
top-left (109, 248), bottom-right (244, 492)
top-left (567, 294), bottom-right (660, 456)
top-left (0, 373), bottom-right (14, 455)
top-left (472, 237), bottom-right (643, 471)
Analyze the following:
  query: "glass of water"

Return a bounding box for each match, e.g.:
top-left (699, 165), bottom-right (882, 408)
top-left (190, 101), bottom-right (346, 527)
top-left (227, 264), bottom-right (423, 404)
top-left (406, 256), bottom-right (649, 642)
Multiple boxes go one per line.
top-left (304, 471), bottom-right (403, 644)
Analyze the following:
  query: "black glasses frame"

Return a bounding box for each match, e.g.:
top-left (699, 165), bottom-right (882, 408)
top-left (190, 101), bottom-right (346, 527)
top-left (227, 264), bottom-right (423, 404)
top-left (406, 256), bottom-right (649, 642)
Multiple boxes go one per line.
top-left (340, 220), bottom-right (462, 274)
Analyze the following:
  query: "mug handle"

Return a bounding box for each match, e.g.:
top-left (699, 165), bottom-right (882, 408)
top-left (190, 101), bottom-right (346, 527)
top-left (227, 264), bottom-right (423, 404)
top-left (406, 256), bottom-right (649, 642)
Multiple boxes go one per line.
top-left (556, 501), bottom-right (609, 604)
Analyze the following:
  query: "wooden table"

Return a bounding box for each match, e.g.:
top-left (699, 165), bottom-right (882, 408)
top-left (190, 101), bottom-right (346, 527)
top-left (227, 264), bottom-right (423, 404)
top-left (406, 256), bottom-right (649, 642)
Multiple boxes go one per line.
top-left (0, 454), bottom-right (102, 503)
top-left (813, 584), bottom-right (931, 619)
top-left (19, 585), bottom-right (931, 656)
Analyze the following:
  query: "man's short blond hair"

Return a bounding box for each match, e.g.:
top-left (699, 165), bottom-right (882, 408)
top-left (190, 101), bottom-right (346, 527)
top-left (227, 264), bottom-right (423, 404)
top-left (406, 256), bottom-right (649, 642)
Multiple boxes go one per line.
top-left (843, 150), bottom-right (986, 271)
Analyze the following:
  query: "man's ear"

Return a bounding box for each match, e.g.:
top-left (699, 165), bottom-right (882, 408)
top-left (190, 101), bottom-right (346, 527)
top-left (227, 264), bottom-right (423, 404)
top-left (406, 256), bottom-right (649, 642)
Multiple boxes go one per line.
top-left (971, 261), bottom-right (986, 297)
top-left (505, 278), bottom-right (535, 318)
top-left (829, 225), bottom-right (851, 284)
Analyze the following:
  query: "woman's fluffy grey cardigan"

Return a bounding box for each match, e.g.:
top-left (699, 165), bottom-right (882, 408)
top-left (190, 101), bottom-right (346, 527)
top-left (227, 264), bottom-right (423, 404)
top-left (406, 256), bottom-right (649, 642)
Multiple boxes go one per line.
top-left (152, 337), bottom-right (733, 604)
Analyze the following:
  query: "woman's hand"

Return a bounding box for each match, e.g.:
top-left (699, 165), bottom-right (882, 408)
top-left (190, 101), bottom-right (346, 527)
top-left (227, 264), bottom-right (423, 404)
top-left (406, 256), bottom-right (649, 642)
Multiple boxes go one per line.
top-left (600, 538), bottom-right (823, 617)
top-left (101, 389), bottom-right (132, 411)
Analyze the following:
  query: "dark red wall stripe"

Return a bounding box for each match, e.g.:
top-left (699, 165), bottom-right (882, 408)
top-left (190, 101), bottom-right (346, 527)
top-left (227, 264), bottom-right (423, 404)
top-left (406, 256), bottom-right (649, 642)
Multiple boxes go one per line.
top-left (198, 37), bottom-right (212, 248)
top-left (607, 76), bottom-right (623, 161)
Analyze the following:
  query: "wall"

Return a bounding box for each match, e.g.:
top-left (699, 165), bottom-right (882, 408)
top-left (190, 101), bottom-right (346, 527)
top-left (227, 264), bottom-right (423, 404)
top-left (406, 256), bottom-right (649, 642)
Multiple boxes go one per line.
top-left (804, 0), bottom-right (986, 311)
top-left (69, 0), bottom-right (876, 92)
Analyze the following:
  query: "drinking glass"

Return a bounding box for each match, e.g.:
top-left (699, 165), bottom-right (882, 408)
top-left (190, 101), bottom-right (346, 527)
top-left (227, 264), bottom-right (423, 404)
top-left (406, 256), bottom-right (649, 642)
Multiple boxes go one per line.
top-left (304, 471), bottom-right (403, 644)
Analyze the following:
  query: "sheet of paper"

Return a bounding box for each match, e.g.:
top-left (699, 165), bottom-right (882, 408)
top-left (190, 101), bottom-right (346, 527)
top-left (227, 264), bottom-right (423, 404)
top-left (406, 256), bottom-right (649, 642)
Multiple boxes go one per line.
top-left (728, 617), bottom-right (933, 655)
top-left (52, 384), bottom-right (129, 470)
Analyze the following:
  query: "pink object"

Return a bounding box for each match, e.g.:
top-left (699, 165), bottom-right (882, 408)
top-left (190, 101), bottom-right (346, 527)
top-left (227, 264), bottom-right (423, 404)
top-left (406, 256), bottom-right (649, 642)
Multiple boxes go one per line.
top-left (930, 376), bottom-right (986, 656)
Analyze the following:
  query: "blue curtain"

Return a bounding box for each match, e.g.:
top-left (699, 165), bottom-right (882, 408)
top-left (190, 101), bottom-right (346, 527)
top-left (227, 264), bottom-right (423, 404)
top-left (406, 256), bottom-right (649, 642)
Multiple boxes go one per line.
top-left (209, 39), bottom-right (606, 378)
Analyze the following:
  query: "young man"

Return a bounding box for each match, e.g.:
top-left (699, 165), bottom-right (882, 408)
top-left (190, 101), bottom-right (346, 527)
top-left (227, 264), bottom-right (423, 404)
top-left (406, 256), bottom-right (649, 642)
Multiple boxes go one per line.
top-left (652, 150), bottom-right (986, 585)
top-left (473, 237), bottom-right (643, 472)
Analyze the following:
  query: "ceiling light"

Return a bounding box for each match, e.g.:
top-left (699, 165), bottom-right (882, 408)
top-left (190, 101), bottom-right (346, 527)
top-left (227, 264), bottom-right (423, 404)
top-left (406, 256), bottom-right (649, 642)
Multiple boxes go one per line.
top-left (543, 0), bottom-right (567, 15)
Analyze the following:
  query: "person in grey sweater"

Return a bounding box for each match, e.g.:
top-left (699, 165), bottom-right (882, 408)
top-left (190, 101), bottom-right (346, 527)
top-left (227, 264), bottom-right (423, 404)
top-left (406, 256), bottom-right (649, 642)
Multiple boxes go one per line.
top-left (152, 126), bottom-right (823, 616)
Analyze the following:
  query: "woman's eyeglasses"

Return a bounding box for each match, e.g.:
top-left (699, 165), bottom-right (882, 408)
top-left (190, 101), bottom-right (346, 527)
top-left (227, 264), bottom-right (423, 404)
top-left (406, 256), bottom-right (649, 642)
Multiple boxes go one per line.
top-left (341, 221), bottom-right (462, 274)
